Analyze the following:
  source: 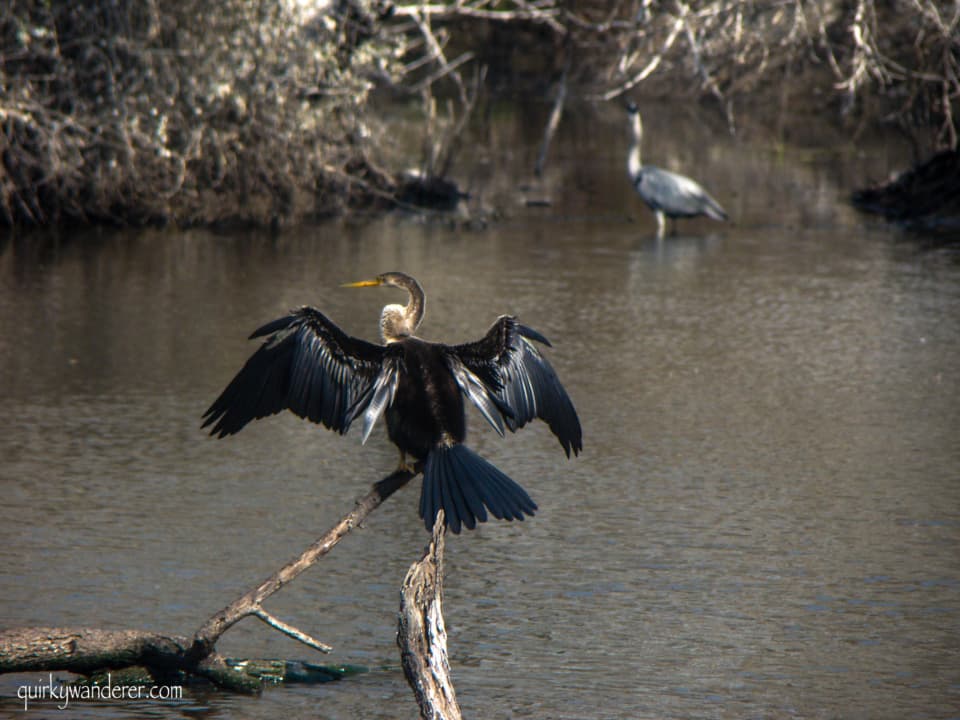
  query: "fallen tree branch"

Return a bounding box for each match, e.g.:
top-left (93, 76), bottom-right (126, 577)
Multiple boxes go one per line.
top-left (251, 608), bottom-right (333, 654)
top-left (0, 464), bottom-right (422, 693)
top-left (190, 464), bottom-right (421, 659)
top-left (0, 627), bottom-right (259, 693)
top-left (398, 509), bottom-right (462, 720)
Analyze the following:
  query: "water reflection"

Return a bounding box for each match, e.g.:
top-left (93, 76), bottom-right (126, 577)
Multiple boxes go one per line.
top-left (1, 103), bottom-right (958, 720)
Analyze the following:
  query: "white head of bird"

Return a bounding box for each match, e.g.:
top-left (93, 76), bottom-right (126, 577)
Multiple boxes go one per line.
top-left (343, 271), bottom-right (425, 344)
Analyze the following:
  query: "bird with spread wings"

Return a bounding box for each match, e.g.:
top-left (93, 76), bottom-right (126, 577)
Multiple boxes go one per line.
top-left (203, 272), bottom-right (582, 533)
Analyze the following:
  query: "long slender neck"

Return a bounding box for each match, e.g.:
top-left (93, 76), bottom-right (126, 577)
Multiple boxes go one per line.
top-left (627, 112), bottom-right (643, 179)
top-left (380, 276), bottom-right (425, 342)
top-left (402, 279), bottom-right (424, 332)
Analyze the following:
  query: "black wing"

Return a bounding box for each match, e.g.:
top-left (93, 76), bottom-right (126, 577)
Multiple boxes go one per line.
top-left (202, 307), bottom-right (387, 438)
top-left (449, 316), bottom-right (583, 457)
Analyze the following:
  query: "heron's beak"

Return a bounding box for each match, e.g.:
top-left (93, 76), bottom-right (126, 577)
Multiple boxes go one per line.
top-left (342, 279), bottom-right (382, 288)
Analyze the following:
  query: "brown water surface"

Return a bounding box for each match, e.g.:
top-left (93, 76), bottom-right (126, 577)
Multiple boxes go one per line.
top-left (1, 103), bottom-right (958, 719)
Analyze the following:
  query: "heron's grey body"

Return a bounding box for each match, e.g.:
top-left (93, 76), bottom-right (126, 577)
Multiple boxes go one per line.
top-left (626, 103), bottom-right (728, 236)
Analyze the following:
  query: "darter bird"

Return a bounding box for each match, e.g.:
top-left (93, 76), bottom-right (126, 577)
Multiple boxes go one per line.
top-left (202, 272), bottom-right (582, 534)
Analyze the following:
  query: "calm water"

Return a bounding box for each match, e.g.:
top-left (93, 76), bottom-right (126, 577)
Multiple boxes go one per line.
top-left (1, 103), bottom-right (959, 719)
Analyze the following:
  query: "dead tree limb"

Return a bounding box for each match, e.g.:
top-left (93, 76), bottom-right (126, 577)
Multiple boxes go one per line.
top-left (398, 509), bottom-right (462, 720)
top-left (190, 464), bottom-right (421, 659)
top-left (0, 627), bottom-right (259, 693)
top-left (0, 465), bottom-right (422, 693)
top-left (535, 58), bottom-right (570, 178)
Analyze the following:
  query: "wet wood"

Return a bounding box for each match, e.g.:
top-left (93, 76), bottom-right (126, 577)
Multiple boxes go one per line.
top-left (398, 510), bottom-right (462, 720)
top-left (191, 464), bottom-right (420, 658)
top-left (852, 149), bottom-right (960, 231)
top-left (0, 465), bottom-right (421, 693)
top-left (0, 627), bottom-right (258, 693)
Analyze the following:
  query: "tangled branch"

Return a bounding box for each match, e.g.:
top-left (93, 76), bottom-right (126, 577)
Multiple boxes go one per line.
top-left (389, 0), bottom-right (957, 149)
top-left (1, 0), bottom-right (956, 227)
top-left (0, 0), bottom-right (400, 227)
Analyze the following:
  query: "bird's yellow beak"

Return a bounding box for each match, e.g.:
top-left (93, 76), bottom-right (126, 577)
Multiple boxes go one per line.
top-left (342, 278), bottom-right (382, 288)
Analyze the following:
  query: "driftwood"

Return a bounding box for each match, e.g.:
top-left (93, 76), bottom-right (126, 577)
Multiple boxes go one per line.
top-left (0, 464), bottom-right (421, 693)
top-left (398, 510), bottom-right (462, 720)
top-left (851, 149), bottom-right (960, 232)
top-left (0, 627), bottom-right (254, 692)
top-left (2, 463), bottom-right (482, 717)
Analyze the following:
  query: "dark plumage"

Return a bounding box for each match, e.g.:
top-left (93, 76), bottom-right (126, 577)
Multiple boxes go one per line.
top-left (203, 272), bottom-right (582, 534)
top-left (626, 101), bottom-right (728, 237)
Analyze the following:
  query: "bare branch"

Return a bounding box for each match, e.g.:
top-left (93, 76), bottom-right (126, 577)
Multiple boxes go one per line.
top-left (594, 13), bottom-right (686, 101)
top-left (251, 608), bottom-right (333, 654)
top-left (191, 465), bottom-right (420, 659)
top-left (393, 2), bottom-right (565, 34)
top-left (535, 59), bottom-right (569, 178)
top-left (398, 510), bottom-right (461, 720)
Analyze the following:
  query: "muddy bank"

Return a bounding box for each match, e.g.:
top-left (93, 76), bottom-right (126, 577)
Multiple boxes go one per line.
top-left (852, 149), bottom-right (960, 233)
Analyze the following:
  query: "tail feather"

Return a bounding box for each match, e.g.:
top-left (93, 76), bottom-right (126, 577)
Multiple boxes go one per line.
top-left (446, 449), bottom-right (489, 522)
top-left (487, 471), bottom-right (537, 519)
top-left (452, 448), bottom-right (509, 520)
top-left (422, 444), bottom-right (537, 533)
top-left (456, 447), bottom-right (534, 520)
top-left (704, 195), bottom-right (728, 221)
top-left (418, 466), bottom-right (437, 526)
top-left (442, 467), bottom-right (471, 533)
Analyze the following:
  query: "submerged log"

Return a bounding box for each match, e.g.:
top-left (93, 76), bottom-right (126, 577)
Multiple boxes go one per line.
top-left (851, 149), bottom-right (960, 232)
top-left (0, 627), bottom-right (187, 676)
top-left (398, 510), bottom-right (462, 720)
top-left (395, 171), bottom-right (468, 211)
top-left (0, 465), bottom-right (420, 693)
top-left (0, 627), bottom-right (258, 693)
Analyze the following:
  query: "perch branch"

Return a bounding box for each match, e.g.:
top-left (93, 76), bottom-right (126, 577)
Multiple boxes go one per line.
top-left (398, 509), bottom-right (461, 720)
top-left (191, 463), bottom-right (422, 659)
top-left (0, 464), bottom-right (422, 692)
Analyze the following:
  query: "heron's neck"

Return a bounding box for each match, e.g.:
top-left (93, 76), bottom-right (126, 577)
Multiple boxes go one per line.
top-left (628, 115), bottom-right (643, 179)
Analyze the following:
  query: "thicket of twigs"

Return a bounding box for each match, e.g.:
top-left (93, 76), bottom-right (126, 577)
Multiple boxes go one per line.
top-left (417, 0), bottom-right (957, 145)
top-left (1, 0), bottom-right (956, 228)
top-left (0, 0), bottom-right (400, 227)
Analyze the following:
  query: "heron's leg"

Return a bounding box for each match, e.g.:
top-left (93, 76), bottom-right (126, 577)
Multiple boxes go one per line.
top-left (655, 210), bottom-right (666, 238)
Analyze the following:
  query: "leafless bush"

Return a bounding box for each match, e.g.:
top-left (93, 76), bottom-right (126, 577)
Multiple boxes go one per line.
top-left (391, 0), bottom-right (958, 150)
top-left (1, 1), bottom-right (955, 227)
top-left (0, 0), bottom-right (399, 226)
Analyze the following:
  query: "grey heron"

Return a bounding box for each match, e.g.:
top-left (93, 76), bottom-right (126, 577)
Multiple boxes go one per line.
top-left (626, 102), bottom-right (728, 237)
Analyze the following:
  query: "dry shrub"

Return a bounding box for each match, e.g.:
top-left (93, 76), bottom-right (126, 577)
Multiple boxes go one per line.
top-left (2, 1), bottom-right (956, 228)
top-left (0, 0), bottom-right (398, 227)
top-left (396, 1), bottom-right (958, 150)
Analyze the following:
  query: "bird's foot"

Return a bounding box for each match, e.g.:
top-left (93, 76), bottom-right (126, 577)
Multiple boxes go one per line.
top-left (396, 451), bottom-right (419, 475)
